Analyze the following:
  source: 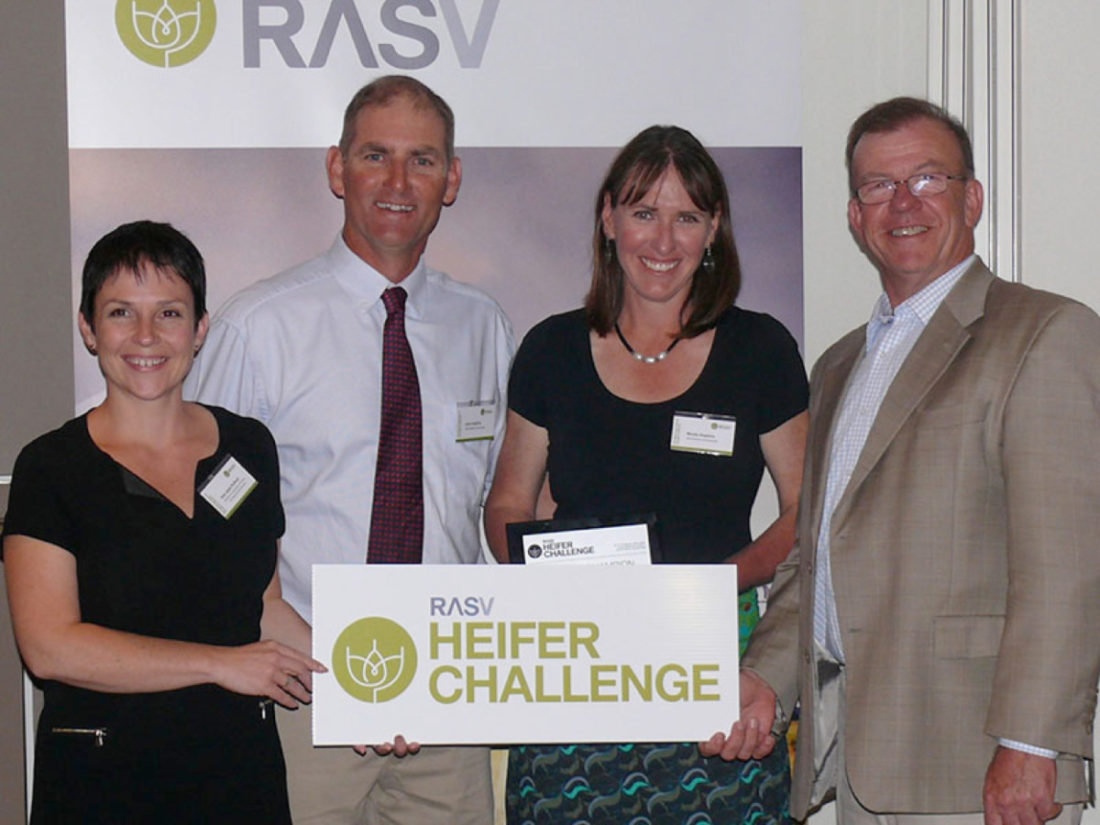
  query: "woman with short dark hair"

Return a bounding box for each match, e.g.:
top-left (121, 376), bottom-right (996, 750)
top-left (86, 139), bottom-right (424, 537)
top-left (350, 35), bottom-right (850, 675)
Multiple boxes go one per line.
top-left (3, 220), bottom-right (322, 824)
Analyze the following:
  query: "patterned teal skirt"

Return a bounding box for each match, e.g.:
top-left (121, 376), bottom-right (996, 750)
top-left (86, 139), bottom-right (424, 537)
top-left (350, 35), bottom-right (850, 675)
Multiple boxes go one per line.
top-left (505, 592), bottom-right (790, 825)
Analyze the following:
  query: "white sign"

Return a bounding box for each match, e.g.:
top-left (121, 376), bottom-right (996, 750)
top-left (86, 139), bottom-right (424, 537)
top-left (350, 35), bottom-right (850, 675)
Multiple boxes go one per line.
top-left (65, 0), bottom-right (800, 148)
top-left (311, 564), bottom-right (739, 745)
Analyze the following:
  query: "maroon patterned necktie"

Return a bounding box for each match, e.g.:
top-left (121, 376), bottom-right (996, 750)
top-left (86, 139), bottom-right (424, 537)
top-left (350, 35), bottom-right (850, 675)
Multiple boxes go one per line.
top-left (367, 286), bottom-right (423, 563)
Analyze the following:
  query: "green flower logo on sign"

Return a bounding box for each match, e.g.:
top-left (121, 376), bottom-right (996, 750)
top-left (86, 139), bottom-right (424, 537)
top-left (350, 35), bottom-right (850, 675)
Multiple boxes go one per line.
top-left (115, 0), bottom-right (217, 68)
top-left (333, 617), bottom-right (418, 703)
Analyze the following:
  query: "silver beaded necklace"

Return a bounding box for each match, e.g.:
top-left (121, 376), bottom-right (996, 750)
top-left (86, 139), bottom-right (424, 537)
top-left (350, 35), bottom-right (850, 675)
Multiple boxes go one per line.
top-left (614, 322), bottom-right (680, 364)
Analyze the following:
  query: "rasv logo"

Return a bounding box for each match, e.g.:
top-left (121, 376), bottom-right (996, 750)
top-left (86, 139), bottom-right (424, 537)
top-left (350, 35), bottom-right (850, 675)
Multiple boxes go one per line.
top-left (116, 0), bottom-right (217, 68)
top-left (243, 0), bottom-right (500, 69)
top-left (333, 617), bottom-right (418, 702)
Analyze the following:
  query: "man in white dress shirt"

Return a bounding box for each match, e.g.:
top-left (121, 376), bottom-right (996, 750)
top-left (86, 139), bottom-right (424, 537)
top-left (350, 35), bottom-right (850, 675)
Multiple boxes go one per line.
top-left (187, 74), bottom-right (514, 825)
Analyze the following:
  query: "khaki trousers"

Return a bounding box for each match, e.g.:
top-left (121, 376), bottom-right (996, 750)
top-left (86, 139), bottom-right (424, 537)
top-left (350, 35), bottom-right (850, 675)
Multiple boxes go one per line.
top-left (277, 704), bottom-right (493, 825)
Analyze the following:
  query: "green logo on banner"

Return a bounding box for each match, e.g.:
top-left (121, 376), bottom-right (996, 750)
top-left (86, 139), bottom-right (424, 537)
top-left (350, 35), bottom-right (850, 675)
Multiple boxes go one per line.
top-left (115, 0), bottom-right (217, 68)
top-left (333, 617), bottom-right (418, 703)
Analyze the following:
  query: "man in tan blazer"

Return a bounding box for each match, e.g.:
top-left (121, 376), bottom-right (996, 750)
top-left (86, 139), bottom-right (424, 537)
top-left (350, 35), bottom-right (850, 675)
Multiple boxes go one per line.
top-left (703, 97), bottom-right (1100, 825)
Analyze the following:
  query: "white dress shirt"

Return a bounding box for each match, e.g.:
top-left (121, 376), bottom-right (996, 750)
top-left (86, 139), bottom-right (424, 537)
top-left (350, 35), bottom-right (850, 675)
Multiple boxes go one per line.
top-left (185, 237), bottom-right (515, 622)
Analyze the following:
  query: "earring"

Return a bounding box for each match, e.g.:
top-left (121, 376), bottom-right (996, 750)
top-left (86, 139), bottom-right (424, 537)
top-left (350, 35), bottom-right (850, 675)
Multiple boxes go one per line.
top-left (701, 246), bottom-right (715, 275)
top-left (604, 237), bottom-right (615, 267)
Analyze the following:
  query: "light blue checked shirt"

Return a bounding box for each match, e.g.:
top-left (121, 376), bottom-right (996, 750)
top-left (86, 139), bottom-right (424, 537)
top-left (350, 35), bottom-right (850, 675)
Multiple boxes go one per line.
top-left (812, 256), bottom-right (972, 661)
top-left (811, 255), bottom-right (1053, 759)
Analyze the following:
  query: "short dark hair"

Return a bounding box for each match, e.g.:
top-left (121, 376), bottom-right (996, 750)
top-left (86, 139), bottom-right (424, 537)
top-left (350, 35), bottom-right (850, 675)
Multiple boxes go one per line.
top-left (846, 97), bottom-right (974, 194)
top-left (338, 74), bottom-right (455, 162)
top-left (80, 221), bottom-right (206, 329)
top-left (585, 125), bottom-right (740, 339)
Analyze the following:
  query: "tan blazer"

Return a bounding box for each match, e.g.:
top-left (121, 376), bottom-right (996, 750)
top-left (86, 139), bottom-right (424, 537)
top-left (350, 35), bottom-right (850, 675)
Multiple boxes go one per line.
top-left (745, 261), bottom-right (1100, 817)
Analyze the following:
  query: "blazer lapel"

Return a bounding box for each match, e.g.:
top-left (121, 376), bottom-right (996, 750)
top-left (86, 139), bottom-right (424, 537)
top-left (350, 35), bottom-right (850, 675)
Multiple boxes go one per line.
top-left (805, 330), bottom-right (864, 549)
top-left (832, 262), bottom-right (994, 529)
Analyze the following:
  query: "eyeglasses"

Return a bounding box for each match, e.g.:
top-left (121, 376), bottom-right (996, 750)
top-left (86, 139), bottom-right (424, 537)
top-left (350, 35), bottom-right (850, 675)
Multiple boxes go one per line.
top-left (854, 173), bottom-right (969, 205)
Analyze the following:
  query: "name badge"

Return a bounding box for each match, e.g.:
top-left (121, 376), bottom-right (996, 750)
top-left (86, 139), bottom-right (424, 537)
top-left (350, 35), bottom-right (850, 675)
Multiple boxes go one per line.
top-left (456, 400), bottom-right (497, 442)
top-left (670, 412), bottom-right (736, 456)
top-left (199, 455), bottom-right (257, 518)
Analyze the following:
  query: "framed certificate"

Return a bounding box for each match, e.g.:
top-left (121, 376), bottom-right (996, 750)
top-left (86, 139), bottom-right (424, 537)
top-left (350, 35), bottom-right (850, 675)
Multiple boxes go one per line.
top-left (505, 513), bottom-right (661, 566)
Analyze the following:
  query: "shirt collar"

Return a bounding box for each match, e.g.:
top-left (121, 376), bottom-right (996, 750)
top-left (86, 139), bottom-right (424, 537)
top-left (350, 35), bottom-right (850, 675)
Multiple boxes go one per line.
top-left (328, 234), bottom-right (428, 318)
top-left (865, 254), bottom-right (976, 349)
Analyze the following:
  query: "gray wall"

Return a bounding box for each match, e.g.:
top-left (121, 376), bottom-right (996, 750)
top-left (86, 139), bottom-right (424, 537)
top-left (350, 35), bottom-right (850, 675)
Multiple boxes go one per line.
top-left (1, 2), bottom-right (73, 821)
